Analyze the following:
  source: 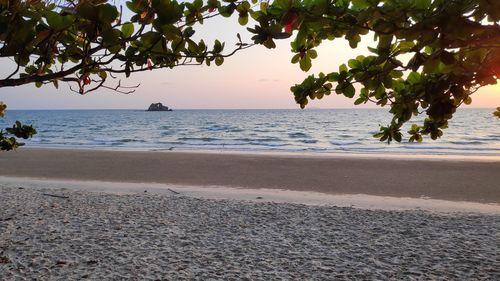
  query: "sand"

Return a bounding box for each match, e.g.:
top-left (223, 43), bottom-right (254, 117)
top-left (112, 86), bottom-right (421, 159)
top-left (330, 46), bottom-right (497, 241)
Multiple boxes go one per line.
top-left (1, 186), bottom-right (498, 280)
top-left (0, 148), bottom-right (499, 203)
top-left (1, 148), bottom-right (499, 279)
top-left (1, 176), bottom-right (499, 214)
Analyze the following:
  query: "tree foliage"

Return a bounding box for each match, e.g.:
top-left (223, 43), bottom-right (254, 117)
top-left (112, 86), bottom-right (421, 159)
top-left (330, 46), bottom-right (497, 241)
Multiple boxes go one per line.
top-left (0, 102), bottom-right (36, 150)
top-left (0, 0), bottom-right (499, 150)
top-left (244, 0), bottom-right (499, 142)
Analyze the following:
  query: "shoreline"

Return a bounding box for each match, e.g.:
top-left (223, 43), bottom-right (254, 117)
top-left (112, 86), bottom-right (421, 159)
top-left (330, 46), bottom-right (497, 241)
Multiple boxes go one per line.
top-left (1, 176), bottom-right (499, 214)
top-left (16, 145), bottom-right (500, 162)
top-left (0, 148), bottom-right (499, 204)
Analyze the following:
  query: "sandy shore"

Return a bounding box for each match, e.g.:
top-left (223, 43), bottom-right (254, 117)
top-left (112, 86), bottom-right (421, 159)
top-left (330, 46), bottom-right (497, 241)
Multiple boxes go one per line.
top-left (0, 148), bottom-right (499, 203)
top-left (1, 148), bottom-right (499, 279)
top-left (1, 186), bottom-right (499, 280)
top-left (1, 176), bottom-right (499, 214)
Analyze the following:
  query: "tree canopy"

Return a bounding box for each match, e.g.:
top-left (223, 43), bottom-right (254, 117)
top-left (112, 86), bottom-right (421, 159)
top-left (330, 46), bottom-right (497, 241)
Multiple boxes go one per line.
top-left (0, 0), bottom-right (499, 150)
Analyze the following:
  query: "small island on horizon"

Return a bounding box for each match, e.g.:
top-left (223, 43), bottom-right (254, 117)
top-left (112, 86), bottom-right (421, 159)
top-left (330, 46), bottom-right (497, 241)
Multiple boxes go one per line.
top-left (147, 102), bottom-right (173, 111)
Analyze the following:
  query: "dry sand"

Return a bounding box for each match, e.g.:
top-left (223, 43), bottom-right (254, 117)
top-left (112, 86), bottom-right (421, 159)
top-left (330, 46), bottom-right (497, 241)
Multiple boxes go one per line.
top-left (0, 148), bottom-right (499, 203)
top-left (1, 186), bottom-right (499, 280)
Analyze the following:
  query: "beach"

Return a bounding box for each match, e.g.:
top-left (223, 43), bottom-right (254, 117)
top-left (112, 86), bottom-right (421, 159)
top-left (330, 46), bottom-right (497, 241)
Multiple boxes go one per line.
top-left (1, 148), bottom-right (499, 279)
top-left (0, 148), bottom-right (499, 203)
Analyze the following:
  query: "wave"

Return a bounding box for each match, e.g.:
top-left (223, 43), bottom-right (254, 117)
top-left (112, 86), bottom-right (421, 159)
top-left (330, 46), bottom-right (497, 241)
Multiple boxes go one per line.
top-left (330, 141), bottom-right (363, 146)
top-left (288, 132), bottom-right (309, 138)
top-left (156, 141), bottom-right (186, 145)
top-left (205, 125), bottom-right (242, 132)
top-left (399, 145), bottom-right (500, 151)
top-left (38, 129), bottom-right (66, 133)
top-left (449, 141), bottom-right (485, 145)
top-left (235, 137), bottom-right (283, 142)
top-left (245, 142), bottom-right (288, 147)
top-left (299, 139), bottom-right (318, 144)
top-left (177, 137), bottom-right (223, 142)
top-left (337, 134), bottom-right (353, 138)
top-left (160, 131), bottom-right (176, 136)
top-left (120, 138), bottom-right (146, 143)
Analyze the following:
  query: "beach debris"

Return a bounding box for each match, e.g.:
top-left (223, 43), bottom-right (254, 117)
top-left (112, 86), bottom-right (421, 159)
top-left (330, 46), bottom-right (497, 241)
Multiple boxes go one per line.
top-left (0, 256), bottom-right (10, 264)
top-left (167, 188), bottom-right (180, 195)
top-left (256, 196), bottom-right (263, 199)
top-left (41, 193), bottom-right (69, 199)
top-left (18, 187), bottom-right (24, 190)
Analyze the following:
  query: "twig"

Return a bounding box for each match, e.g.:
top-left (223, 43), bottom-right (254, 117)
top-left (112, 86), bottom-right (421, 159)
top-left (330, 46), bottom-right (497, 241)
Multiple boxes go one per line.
top-left (167, 188), bottom-right (180, 195)
top-left (42, 193), bottom-right (69, 199)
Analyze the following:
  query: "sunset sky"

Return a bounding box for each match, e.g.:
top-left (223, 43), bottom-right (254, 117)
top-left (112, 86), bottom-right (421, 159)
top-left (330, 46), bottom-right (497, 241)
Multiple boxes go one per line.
top-left (0, 13), bottom-right (498, 110)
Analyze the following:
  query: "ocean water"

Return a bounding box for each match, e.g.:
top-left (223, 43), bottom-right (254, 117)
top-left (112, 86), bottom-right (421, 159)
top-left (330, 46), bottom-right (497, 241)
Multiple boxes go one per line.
top-left (0, 108), bottom-right (499, 156)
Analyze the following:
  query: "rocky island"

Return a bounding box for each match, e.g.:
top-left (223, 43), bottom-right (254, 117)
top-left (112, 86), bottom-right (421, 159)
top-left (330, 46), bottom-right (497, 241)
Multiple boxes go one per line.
top-left (146, 102), bottom-right (172, 111)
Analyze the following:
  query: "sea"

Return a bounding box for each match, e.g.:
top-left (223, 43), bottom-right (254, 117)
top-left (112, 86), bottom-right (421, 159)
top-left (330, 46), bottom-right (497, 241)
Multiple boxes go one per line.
top-left (1, 108), bottom-right (499, 157)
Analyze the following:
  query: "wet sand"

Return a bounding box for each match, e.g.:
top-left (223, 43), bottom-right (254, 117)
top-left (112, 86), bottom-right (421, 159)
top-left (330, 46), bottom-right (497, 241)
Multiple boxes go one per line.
top-left (0, 148), bottom-right (499, 203)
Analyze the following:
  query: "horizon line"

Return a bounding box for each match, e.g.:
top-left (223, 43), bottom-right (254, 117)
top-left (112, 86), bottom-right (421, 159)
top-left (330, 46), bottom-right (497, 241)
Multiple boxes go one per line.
top-left (4, 106), bottom-right (496, 111)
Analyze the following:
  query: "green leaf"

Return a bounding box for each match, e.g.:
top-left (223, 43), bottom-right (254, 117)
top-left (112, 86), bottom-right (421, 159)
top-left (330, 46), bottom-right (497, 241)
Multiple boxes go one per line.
top-left (126, 0), bottom-right (147, 13)
top-left (423, 58), bottom-right (439, 73)
top-left (414, 0), bottom-right (431, 9)
top-left (494, 107), bottom-right (500, 118)
top-left (352, 0), bottom-right (370, 10)
top-left (97, 4), bottom-right (119, 23)
top-left (153, 0), bottom-right (184, 24)
top-left (377, 35), bottom-right (393, 50)
top-left (263, 38), bottom-right (276, 48)
top-left (215, 56), bottom-right (224, 66)
top-left (308, 49), bottom-right (317, 59)
top-left (397, 41), bottom-right (415, 52)
top-left (407, 72), bottom-right (421, 84)
top-left (121, 23), bottom-right (135, 38)
top-left (348, 59), bottom-right (361, 69)
top-left (45, 11), bottom-right (75, 31)
top-left (354, 97), bottom-right (365, 105)
top-left (344, 84), bottom-right (355, 98)
top-left (299, 56), bottom-right (312, 71)
top-left (238, 15), bottom-right (248, 25)
top-left (463, 96), bottom-right (472, 105)
top-left (99, 71), bottom-right (107, 79)
top-left (348, 34), bottom-right (361, 48)
top-left (327, 72), bottom-right (339, 82)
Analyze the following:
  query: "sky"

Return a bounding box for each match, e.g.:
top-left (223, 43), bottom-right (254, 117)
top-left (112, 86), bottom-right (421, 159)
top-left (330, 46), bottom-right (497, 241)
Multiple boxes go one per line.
top-left (0, 10), bottom-right (498, 110)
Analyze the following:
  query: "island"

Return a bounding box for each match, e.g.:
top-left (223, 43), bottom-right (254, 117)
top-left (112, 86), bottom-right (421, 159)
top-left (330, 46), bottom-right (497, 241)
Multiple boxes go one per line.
top-left (146, 102), bottom-right (172, 111)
